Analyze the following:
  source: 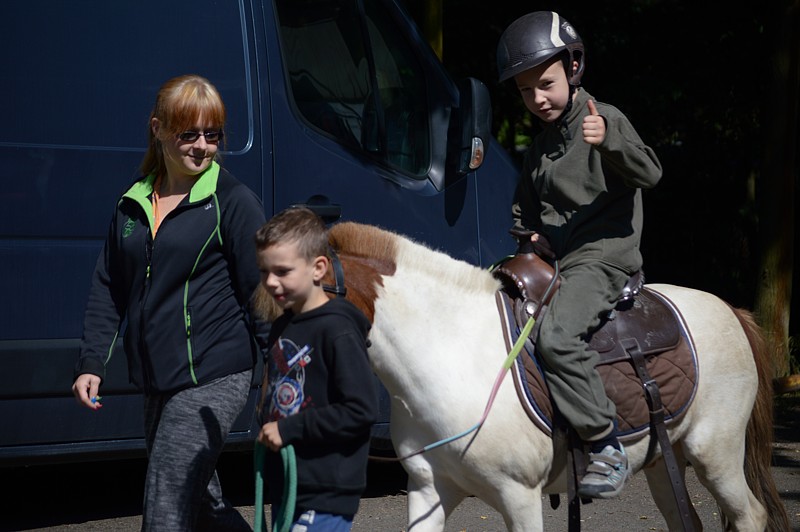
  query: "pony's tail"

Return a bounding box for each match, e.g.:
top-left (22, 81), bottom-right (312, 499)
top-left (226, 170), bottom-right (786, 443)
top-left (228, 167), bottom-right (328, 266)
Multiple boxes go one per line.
top-left (731, 307), bottom-right (790, 532)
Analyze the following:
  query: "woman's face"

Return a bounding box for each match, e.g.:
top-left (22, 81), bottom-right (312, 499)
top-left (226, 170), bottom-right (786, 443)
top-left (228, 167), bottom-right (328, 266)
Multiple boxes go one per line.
top-left (152, 116), bottom-right (221, 180)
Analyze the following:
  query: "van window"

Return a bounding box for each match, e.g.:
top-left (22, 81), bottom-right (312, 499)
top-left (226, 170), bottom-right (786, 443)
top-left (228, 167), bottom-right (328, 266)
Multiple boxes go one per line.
top-left (1, 1), bottom-right (254, 238)
top-left (276, 0), bottom-right (429, 177)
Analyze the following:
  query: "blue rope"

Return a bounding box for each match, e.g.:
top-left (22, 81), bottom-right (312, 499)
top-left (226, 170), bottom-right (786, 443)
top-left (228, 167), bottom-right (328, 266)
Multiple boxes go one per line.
top-left (395, 314), bottom-right (536, 460)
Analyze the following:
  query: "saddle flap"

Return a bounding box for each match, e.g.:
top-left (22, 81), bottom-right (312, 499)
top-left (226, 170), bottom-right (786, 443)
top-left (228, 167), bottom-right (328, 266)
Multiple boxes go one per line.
top-left (589, 288), bottom-right (681, 364)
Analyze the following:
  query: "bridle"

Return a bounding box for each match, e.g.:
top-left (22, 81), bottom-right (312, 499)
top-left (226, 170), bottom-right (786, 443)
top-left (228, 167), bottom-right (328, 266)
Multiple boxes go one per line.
top-left (323, 246), bottom-right (347, 297)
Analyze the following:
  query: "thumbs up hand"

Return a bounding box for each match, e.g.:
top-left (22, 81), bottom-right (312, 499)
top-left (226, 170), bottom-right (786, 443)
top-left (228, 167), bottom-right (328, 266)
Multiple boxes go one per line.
top-left (582, 99), bottom-right (606, 145)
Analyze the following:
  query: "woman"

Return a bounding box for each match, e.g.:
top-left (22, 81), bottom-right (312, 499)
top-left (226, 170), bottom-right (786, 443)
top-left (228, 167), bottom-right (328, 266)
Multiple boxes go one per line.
top-left (72, 74), bottom-right (266, 531)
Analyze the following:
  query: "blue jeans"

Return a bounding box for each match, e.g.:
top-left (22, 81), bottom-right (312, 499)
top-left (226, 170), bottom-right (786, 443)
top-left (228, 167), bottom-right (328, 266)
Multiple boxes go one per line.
top-left (276, 509), bottom-right (353, 532)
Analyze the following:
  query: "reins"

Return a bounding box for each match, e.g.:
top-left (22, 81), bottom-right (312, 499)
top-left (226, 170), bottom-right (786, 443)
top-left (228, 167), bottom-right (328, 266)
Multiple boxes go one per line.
top-left (369, 314), bottom-right (537, 463)
top-left (369, 259), bottom-right (560, 463)
top-left (253, 243), bottom-right (562, 525)
top-left (254, 443), bottom-right (297, 532)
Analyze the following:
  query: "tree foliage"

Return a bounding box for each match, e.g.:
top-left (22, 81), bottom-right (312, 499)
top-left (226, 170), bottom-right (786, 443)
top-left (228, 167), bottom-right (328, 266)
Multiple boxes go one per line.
top-left (403, 0), bottom-right (799, 374)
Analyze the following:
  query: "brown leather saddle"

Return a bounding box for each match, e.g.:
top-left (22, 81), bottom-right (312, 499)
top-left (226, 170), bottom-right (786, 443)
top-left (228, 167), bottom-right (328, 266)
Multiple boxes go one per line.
top-left (492, 241), bottom-right (701, 530)
top-left (492, 250), bottom-right (697, 441)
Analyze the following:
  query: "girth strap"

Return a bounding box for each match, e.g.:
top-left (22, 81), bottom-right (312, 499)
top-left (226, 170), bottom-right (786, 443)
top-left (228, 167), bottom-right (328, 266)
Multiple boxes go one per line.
top-left (623, 338), bottom-right (696, 532)
top-left (567, 426), bottom-right (588, 532)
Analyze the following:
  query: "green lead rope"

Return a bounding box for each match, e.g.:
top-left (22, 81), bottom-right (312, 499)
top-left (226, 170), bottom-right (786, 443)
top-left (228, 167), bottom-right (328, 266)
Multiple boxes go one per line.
top-left (254, 443), bottom-right (297, 532)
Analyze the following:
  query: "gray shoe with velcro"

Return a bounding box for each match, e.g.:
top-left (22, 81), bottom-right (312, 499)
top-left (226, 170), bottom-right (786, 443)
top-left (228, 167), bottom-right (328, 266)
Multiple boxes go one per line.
top-left (577, 444), bottom-right (630, 499)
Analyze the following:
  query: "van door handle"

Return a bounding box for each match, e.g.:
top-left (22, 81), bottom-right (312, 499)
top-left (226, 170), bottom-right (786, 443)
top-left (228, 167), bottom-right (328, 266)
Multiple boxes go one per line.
top-left (292, 196), bottom-right (341, 224)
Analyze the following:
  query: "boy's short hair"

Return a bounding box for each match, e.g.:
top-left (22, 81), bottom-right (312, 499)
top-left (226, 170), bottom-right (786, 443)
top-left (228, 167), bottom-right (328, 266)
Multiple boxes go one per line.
top-left (255, 206), bottom-right (328, 262)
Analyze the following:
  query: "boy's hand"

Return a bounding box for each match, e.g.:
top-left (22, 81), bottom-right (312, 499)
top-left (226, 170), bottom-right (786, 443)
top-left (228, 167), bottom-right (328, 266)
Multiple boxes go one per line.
top-left (530, 232), bottom-right (555, 259)
top-left (257, 421), bottom-right (283, 452)
top-left (582, 100), bottom-right (606, 145)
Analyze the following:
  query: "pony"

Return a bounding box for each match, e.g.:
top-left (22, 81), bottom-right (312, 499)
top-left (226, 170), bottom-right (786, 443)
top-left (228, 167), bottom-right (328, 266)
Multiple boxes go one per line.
top-left (255, 221), bottom-right (789, 532)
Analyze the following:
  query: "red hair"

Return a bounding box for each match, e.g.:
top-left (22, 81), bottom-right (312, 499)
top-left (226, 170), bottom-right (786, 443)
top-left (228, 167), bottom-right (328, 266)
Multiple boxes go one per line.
top-left (140, 74), bottom-right (226, 178)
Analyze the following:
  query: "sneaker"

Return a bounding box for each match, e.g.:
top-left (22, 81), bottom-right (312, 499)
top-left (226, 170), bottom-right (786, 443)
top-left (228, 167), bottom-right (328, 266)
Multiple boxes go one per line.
top-left (577, 444), bottom-right (630, 499)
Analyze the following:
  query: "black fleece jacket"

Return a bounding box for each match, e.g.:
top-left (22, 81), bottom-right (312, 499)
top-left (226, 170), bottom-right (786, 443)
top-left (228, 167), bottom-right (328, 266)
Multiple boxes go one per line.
top-left (75, 162), bottom-right (268, 393)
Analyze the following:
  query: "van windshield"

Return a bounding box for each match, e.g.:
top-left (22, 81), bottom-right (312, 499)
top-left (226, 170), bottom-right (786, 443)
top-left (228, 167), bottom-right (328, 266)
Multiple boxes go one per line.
top-left (276, 0), bottom-right (430, 177)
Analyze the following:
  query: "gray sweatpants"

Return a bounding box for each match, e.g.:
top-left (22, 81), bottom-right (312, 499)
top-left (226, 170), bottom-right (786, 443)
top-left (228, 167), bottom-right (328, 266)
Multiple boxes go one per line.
top-left (536, 261), bottom-right (629, 442)
top-left (142, 369), bottom-right (253, 532)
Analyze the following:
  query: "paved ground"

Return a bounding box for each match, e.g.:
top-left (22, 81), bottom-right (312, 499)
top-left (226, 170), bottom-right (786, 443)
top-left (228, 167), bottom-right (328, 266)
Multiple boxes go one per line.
top-left (252, 406), bottom-right (800, 531)
top-left (3, 394), bottom-right (798, 531)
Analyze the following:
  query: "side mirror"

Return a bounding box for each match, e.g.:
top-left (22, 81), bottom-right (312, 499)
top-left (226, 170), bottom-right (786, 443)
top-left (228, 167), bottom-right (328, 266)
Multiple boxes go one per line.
top-left (449, 77), bottom-right (491, 176)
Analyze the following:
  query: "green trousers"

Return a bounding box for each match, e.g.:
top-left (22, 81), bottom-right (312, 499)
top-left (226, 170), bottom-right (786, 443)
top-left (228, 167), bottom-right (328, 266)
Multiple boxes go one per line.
top-left (536, 261), bottom-right (629, 442)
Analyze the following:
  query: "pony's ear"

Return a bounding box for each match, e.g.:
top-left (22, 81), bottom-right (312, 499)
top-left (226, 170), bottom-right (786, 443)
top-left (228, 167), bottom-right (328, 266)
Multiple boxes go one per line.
top-left (253, 283), bottom-right (282, 322)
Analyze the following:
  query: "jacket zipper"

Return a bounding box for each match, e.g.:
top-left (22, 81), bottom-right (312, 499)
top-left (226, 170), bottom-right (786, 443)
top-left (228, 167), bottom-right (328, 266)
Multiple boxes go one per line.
top-left (186, 306), bottom-right (197, 384)
top-left (184, 196), bottom-right (222, 385)
top-left (139, 225), bottom-right (155, 390)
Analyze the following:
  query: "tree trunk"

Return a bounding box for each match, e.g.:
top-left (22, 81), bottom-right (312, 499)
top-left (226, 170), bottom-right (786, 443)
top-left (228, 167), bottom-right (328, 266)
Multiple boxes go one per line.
top-left (755, 0), bottom-right (800, 378)
top-left (423, 0), bottom-right (443, 60)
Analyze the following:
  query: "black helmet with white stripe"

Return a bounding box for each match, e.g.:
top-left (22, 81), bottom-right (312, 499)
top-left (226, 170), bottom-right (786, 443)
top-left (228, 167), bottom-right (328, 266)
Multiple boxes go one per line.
top-left (497, 11), bottom-right (584, 85)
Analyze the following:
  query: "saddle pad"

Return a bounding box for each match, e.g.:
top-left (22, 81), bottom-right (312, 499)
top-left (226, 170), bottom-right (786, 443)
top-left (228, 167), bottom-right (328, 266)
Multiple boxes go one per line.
top-left (498, 288), bottom-right (699, 442)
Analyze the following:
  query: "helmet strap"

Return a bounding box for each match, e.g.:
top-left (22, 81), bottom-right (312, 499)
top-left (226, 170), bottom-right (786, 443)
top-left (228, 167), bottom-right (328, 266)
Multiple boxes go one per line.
top-left (557, 85), bottom-right (579, 138)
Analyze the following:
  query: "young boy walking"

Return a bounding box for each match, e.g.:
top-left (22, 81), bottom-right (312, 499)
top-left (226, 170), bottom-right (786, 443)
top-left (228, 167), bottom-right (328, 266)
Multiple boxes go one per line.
top-left (497, 12), bottom-right (663, 498)
top-left (254, 206), bottom-right (378, 531)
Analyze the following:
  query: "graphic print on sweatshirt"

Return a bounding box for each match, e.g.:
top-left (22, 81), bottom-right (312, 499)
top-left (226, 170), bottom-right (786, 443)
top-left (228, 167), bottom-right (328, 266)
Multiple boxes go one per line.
top-left (267, 337), bottom-right (314, 421)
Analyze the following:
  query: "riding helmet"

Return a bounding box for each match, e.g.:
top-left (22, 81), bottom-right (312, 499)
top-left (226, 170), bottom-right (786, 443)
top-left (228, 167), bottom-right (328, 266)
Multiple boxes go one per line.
top-left (496, 11), bottom-right (585, 85)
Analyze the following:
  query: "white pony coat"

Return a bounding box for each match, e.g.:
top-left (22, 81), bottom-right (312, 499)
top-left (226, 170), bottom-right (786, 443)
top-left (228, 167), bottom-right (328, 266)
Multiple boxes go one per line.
top-left (370, 238), bottom-right (551, 529)
top-left (302, 222), bottom-right (788, 531)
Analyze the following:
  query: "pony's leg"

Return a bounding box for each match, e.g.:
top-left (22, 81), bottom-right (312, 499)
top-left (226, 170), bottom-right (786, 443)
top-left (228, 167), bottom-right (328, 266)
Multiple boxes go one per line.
top-left (677, 411), bottom-right (768, 532)
top-left (405, 478), bottom-right (445, 532)
top-left (643, 446), bottom-right (703, 531)
top-left (492, 483), bottom-right (544, 532)
top-left (685, 442), bottom-right (768, 532)
top-left (405, 462), bottom-right (466, 532)
top-left (404, 463), bottom-right (544, 532)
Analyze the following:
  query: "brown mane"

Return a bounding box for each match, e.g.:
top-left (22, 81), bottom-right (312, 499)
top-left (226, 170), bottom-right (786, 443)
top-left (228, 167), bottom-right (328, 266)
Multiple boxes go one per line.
top-left (324, 222), bottom-right (398, 323)
top-left (253, 220), bottom-right (497, 324)
top-left (253, 222), bottom-right (400, 323)
top-left (327, 222), bottom-right (399, 269)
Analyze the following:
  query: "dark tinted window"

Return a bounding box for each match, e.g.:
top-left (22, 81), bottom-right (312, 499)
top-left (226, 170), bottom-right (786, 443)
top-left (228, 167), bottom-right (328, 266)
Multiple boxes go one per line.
top-left (276, 0), bottom-right (429, 177)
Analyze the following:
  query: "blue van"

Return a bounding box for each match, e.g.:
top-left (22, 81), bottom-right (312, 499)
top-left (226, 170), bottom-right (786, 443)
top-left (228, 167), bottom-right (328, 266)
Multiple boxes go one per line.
top-left (0, 0), bottom-right (518, 465)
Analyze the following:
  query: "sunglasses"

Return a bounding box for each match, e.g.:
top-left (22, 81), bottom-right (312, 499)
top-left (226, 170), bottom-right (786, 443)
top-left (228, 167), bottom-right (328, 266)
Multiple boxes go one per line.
top-left (177, 130), bottom-right (224, 142)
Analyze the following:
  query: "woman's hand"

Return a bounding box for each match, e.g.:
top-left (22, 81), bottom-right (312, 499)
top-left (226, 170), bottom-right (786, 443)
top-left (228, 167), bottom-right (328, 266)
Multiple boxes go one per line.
top-left (72, 373), bottom-right (103, 410)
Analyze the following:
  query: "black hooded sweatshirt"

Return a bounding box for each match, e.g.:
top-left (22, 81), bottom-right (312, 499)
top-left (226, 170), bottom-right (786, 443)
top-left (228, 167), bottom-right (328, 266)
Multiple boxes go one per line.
top-left (260, 296), bottom-right (378, 517)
